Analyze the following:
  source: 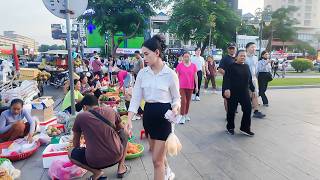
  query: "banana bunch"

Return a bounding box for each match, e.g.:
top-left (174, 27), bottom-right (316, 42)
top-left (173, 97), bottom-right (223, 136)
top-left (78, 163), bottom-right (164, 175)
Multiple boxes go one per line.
top-left (74, 58), bottom-right (82, 67)
top-left (38, 62), bottom-right (46, 70)
top-left (37, 71), bottom-right (51, 81)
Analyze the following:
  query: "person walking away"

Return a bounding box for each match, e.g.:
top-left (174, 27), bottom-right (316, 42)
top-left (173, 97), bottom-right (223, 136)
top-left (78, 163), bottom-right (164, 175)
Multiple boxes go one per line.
top-left (176, 51), bottom-right (198, 124)
top-left (92, 55), bottom-right (103, 78)
top-left (273, 59), bottom-right (280, 78)
top-left (218, 43), bottom-right (237, 114)
top-left (116, 57), bottom-right (122, 68)
top-left (224, 50), bottom-right (255, 137)
top-left (204, 56), bottom-right (217, 94)
top-left (89, 51), bottom-right (98, 71)
top-left (127, 35), bottom-right (180, 180)
top-left (69, 95), bottom-right (129, 180)
top-left (0, 99), bottom-right (35, 143)
top-left (245, 42), bottom-right (266, 119)
top-left (133, 51), bottom-right (144, 80)
top-left (191, 47), bottom-right (206, 101)
top-left (258, 51), bottom-right (272, 106)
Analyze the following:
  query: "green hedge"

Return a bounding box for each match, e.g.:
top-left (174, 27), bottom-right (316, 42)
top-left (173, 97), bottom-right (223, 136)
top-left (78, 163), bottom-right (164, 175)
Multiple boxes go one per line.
top-left (291, 58), bottom-right (313, 73)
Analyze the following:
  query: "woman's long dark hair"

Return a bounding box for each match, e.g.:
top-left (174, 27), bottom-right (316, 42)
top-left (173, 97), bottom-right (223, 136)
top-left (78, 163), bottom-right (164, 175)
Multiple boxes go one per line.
top-left (142, 34), bottom-right (167, 61)
top-left (260, 51), bottom-right (268, 60)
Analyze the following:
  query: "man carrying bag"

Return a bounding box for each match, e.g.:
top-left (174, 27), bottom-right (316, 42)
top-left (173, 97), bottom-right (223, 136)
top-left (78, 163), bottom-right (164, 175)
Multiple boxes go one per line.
top-left (68, 95), bottom-right (129, 180)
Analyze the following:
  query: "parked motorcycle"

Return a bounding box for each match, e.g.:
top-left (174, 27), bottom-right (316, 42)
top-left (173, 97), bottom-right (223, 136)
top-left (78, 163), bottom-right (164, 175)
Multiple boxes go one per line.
top-left (49, 71), bottom-right (69, 88)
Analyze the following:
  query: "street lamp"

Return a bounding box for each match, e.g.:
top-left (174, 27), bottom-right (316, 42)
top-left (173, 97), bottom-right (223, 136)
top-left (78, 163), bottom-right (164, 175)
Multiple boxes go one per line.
top-left (252, 7), bottom-right (272, 57)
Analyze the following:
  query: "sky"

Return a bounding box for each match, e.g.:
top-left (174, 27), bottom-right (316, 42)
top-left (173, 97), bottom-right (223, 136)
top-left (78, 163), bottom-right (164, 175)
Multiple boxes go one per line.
top-left (0, 0), bottom-right (263, 46)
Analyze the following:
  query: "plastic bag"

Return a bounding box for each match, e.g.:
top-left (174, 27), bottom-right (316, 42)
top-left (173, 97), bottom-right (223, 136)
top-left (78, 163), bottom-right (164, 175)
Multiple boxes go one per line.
top-left (56, 112), bottom-right (70, 124)
top-left (165, 110), bottom-right (181, 124)
top-left (165, 124), bottom-right (182, 157)
top-left (48, 160), bottom-right (87, 180)
top-left (0, 158), bottom-right (21, 179)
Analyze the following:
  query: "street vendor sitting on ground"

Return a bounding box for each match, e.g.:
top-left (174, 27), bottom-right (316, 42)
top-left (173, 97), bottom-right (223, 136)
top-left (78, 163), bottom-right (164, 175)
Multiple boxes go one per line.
top-left (0, 99), bottom-right (35, 143)
top-left (68, 95), bottom-right (129, 180)
top-left (61, 79), bottom-right (84, 114)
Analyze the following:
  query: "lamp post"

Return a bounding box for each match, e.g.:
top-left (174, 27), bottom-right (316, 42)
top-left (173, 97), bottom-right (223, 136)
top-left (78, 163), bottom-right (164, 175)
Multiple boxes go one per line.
top-left (252, 7), bottom-right (272, 58)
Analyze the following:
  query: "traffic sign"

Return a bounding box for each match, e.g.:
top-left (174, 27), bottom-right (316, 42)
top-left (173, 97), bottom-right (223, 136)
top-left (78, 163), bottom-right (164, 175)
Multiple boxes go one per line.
top-left (42, 0), bottom-right (88, 19)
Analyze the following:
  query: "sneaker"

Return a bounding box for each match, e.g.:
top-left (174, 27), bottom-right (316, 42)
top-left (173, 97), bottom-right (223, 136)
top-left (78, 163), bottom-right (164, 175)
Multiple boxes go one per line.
top-left (165, 166), bottom-right (175, 180)
top-left (185, 115), bottom-right (191, 121)
top-left (240, 129), bottom-right (255, 137)
top-left (226, 129), bottom-right (234, 135)
top-left (195, 96), bottom-right (201, 101)
top-left (179, 116), bottom-right (186, 124)
top-left (191, 94), bottom-right (196, 101)
top-left (263, 104), bottom-right (269, 107)
top-left (212, 90), bottom-right (218, 94)
top-left (253, 111), bottom-right (266, 119)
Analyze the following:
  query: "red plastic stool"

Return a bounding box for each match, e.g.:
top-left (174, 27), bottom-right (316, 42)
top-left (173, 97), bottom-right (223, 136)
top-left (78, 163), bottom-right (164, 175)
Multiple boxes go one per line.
top-left (140, 129), bottom-right (145, 140)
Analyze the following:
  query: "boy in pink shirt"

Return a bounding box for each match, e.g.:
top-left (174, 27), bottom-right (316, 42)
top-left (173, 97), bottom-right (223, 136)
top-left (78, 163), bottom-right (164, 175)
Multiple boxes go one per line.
top-left (176, 51), bottom-right (198, 124)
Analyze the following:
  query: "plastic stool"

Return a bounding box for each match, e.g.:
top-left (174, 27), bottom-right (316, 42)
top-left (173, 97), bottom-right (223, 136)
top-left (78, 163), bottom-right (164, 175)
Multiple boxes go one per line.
top-left (140, 129), bottom-right (145, 140)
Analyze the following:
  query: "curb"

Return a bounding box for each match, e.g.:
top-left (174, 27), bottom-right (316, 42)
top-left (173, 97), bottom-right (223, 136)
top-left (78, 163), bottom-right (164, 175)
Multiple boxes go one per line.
top-left (268, 85), bottom-right (320, 89)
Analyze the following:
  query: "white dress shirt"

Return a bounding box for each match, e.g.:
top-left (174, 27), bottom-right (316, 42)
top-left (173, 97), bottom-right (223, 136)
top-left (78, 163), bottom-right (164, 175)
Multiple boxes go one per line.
top-left (245, 54), bottom-right (259, 79)
top-left (128, 65), bottom-right (181, 114)
top-left (191, 56), bottom-right (205, 71)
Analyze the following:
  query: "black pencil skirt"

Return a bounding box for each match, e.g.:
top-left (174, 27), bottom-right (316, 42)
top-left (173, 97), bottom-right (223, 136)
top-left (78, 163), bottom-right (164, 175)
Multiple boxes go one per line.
top-left (143, 102), bottom-right (172, 141)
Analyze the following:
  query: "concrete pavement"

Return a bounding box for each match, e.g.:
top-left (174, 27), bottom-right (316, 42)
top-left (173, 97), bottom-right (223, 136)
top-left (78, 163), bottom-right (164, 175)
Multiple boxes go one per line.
top-left (13, 88), bottom-right (320, 180)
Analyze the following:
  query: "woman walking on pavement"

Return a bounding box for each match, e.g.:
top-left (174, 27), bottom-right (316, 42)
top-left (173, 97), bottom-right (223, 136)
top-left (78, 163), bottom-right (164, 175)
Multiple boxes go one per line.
top-left (224, 50), bottom-right (255, 137)
top-left (257, 51), bottom-right (272, 106)
top-left (204, 56), bottom-right (217, 93)
top-left (127, 35), bottom-right (180, 180)
top-left (176, 51), bottom-right (198, 124)
top-left (191, 47), bottom-right (206, 101)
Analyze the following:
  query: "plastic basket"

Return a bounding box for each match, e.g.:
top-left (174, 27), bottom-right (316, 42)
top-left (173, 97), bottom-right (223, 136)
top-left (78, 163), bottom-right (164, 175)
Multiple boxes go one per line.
top-left (125, 143), bottom-right (144, 160)
top-left (0, 141), bottom-right (40, 161)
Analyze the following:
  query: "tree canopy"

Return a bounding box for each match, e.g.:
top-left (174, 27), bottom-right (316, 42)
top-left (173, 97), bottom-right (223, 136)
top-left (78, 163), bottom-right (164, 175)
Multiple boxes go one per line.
top-left (38, 44), bottom-right (66, 52)
top-left (82, 0), bottom-right (171, 55)
top-left (166, 0), bottom-right (240, 53)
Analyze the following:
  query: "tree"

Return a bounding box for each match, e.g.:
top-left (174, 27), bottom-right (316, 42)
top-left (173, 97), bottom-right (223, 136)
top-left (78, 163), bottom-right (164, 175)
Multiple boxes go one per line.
top-left (237, 22), bottom-right (258, 36)
top-left (82, 0), bottom-right (171, 56)
top-left (263, 6), bottom-right (298, 50)
top-left (290, 40), bottom-right (317, 56)
top-left (38, 44), bottom-right (66, 52)
top-left (166, 0), bottom-right (240, 54)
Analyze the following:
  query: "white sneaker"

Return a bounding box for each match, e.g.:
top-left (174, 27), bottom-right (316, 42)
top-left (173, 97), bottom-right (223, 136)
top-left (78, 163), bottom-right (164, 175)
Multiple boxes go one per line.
top-left (212, 90), bottom-right (217, 94)
top-left (195, 96), bottom-right (200, 101)
top-left (179, 116), bottom-right (186, 124)
top-left (191, 94), bottom-right (196, 101)
top-left (185, 115), bottom-right (191, 121)
top-left (165, 166), bottom-right (175, 180)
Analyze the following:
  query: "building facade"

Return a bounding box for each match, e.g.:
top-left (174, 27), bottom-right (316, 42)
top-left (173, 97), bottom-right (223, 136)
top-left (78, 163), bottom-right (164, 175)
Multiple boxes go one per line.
top-left (264, 0), bottom-right (320, 49)
top-left (0, 31), bottom-right (38, 54)
top-left (149, 12), bottom-right (197, 50)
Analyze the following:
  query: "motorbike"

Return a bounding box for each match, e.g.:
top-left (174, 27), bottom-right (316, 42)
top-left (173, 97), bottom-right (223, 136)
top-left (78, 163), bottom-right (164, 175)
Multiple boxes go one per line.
top-left (49, 71), bottom-right (69, 88)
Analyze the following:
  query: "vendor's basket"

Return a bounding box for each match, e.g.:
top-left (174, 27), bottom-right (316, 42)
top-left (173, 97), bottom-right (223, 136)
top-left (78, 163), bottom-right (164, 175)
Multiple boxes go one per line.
top-left (0, 141), bottom-right (40, 161)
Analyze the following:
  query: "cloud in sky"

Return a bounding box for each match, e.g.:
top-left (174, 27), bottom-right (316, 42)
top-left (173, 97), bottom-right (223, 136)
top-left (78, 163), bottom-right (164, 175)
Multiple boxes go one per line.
top-left (0, 0), bottom-right (263, 45)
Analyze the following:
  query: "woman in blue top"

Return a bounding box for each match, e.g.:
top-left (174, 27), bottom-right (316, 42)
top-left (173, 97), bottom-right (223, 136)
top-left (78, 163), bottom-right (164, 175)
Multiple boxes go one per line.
top-left (0, 99), bottom-right (35, 142)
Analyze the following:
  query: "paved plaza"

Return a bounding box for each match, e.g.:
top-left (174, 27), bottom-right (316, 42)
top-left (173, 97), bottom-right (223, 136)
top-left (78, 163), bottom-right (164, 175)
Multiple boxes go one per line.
top-left (13, 88), bottom-right (320, 180)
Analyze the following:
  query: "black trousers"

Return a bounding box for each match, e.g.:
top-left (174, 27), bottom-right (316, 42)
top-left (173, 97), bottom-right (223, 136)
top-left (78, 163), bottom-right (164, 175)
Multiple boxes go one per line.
top-left (258, 72), bottom-right (269, 105)
top-left (193, 70), bottom-right (203, 97)
top-left (227, 92), bottom-right (252, 131)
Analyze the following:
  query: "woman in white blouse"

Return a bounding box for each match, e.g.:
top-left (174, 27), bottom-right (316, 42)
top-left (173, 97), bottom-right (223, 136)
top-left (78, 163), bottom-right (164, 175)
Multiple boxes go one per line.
top-left (127, 35), bottom-right (180, 180)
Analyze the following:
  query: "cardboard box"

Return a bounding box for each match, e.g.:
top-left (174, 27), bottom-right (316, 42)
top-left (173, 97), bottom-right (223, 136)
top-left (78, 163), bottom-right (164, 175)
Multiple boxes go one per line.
top-left (32, 106), bottom-right (54, 122)
top-left (42, 143), bottom-right (70, 168)
top-left (31, 96), bottom-right (54, 122)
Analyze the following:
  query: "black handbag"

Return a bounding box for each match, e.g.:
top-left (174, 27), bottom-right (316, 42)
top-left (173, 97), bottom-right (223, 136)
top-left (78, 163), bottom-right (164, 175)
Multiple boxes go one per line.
top-left (89, 110), bottom-right (128, 145)
top-left (267, 72), bottom-right (273, 82)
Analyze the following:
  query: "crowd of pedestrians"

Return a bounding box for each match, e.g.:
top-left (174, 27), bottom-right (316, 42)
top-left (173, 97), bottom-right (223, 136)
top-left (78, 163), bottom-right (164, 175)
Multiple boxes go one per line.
top-left (64, 34), bottom-right (275, 180)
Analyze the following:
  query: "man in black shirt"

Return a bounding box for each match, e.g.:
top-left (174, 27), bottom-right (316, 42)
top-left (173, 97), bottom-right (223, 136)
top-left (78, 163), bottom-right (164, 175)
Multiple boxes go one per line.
top-left (224, 50), bottom-right (255, 137)
top-left (218, 43), bottom-right (237, 113)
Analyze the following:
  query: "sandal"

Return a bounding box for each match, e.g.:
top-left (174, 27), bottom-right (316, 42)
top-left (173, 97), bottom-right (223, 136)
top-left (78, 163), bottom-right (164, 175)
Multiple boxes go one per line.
top-left (117, 165), bottom-right (131, 178)
top-left (88, 175), bottom-right (108, 180)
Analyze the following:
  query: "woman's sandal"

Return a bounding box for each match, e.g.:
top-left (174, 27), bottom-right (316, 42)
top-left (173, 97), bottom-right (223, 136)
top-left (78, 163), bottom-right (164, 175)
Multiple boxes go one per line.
top-left (117, 165), bottom-right (131, 178)
top-left (88, 175), bottom-right (108, 180)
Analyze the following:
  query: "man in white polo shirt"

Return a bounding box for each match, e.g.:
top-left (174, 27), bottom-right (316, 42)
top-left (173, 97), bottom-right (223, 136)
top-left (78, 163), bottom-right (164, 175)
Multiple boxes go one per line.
top-left (191, 47), bottom-right (206, 101)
